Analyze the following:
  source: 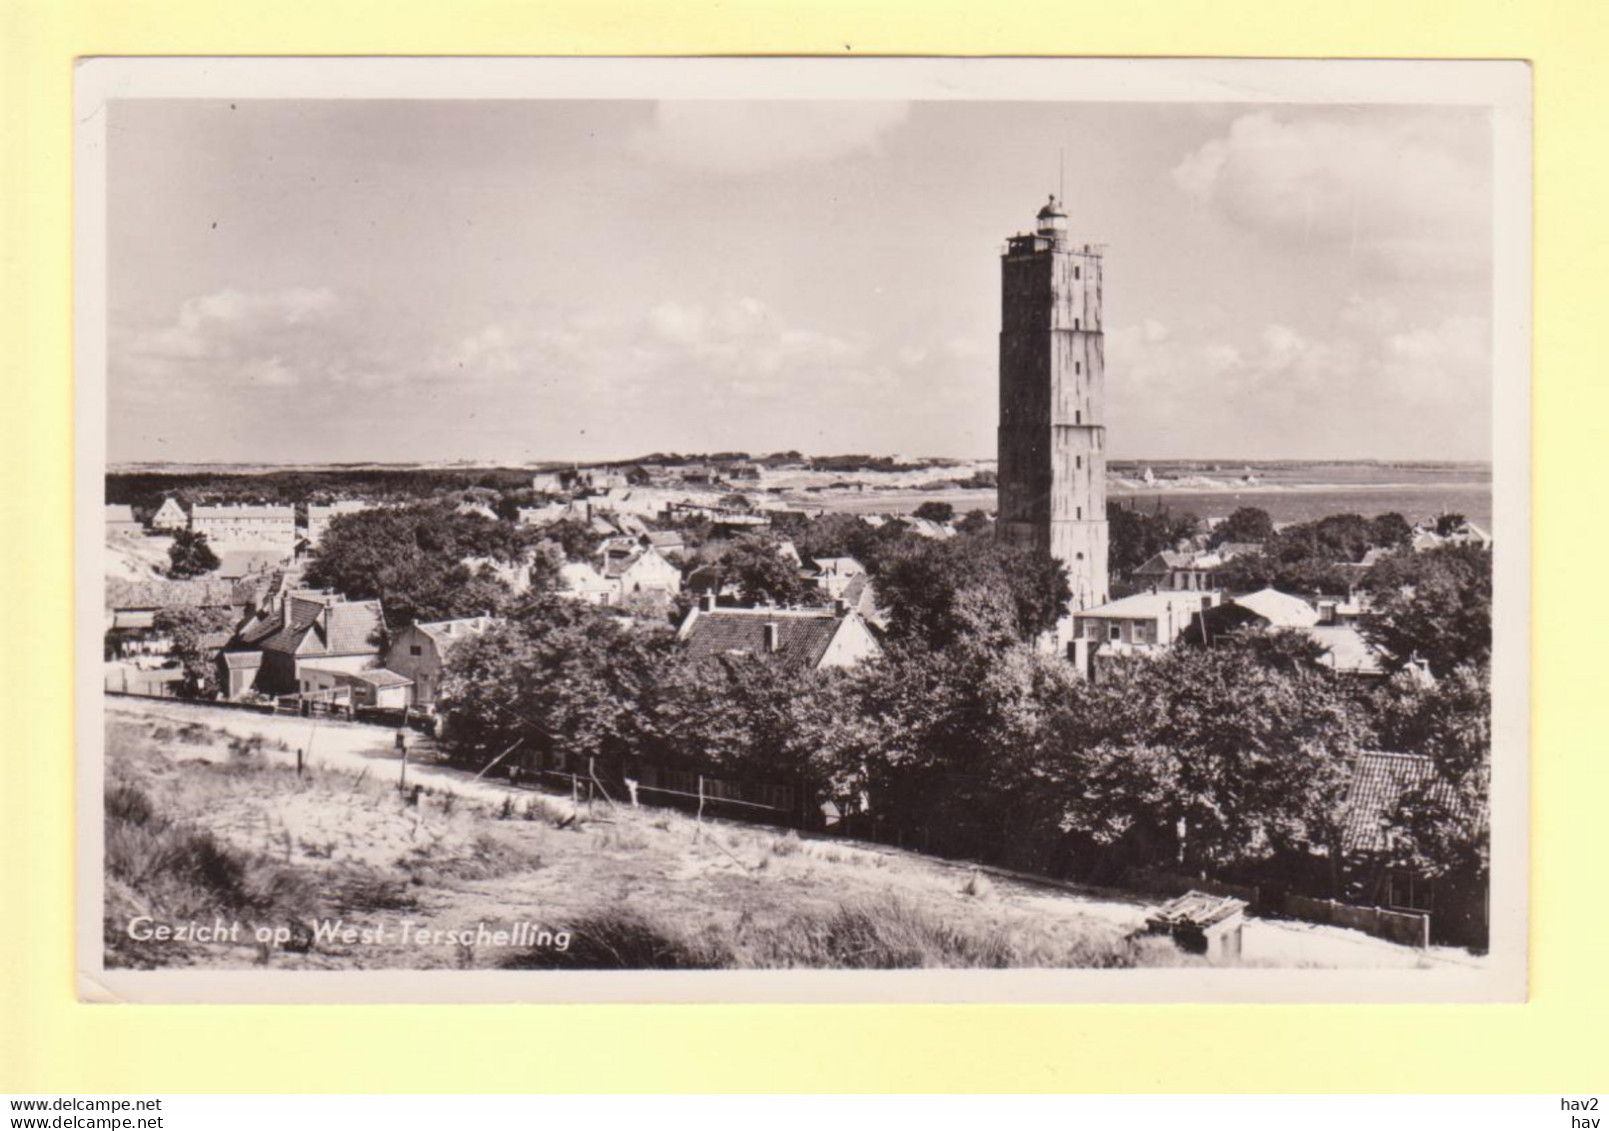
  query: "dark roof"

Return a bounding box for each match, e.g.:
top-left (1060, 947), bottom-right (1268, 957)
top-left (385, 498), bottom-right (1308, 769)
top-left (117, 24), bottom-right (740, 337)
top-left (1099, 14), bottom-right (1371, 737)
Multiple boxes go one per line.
top-left (1036, 194), bottom-right (1067, 220)
top-left (686, 565), bottom-right (725, 593)
top-left (232, 596), bottom-right (383, 658)
top-left (1340, 752), bottom-right (1462, 856)
top-left (678, 608), bottom-right (848, 672)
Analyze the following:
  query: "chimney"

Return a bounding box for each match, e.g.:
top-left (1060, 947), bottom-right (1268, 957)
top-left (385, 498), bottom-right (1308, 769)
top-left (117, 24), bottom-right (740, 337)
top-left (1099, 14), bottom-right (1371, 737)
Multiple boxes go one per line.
top-left (833, 597), bottom-right (849, 617)
top-left (763, 621), bottom-right (780, 653)
top-left (700, 592), bottom-right (717, 613)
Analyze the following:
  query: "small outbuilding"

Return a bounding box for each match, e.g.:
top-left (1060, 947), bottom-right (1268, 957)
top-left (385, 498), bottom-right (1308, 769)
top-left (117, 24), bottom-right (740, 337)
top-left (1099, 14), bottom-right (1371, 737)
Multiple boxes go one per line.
top-left (1144, 891), bottom-right (1248, 964)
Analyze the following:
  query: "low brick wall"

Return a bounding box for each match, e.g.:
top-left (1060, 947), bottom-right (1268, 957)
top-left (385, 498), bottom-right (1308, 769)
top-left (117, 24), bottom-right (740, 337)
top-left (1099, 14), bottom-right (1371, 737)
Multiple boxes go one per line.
top-left (1284, 893), bottom-right (1429, 948)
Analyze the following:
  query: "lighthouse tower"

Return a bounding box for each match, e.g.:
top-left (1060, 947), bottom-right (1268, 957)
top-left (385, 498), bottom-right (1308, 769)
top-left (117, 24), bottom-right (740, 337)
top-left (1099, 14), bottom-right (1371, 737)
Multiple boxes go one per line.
top-left (996, 194), bottom-right (1110, 614)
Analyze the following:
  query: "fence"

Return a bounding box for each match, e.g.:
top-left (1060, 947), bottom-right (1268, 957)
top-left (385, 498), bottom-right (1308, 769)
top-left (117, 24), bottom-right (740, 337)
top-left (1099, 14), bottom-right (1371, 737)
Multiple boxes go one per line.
top-left (1283, 893), bottom-right (1430, 949)
top-left (493, 753), bottom-right (800, 825)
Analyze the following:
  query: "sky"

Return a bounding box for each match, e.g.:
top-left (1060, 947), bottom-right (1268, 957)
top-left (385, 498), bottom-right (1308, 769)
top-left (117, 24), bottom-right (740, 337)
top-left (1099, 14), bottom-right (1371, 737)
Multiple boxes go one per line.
top-left (105, 98), bottom-right (1494, 464)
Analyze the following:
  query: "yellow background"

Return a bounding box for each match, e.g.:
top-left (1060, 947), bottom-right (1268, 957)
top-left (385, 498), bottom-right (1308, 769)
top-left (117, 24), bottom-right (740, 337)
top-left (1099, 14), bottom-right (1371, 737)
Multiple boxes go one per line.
top-left (1, 0), bottom-right (1599, 1093)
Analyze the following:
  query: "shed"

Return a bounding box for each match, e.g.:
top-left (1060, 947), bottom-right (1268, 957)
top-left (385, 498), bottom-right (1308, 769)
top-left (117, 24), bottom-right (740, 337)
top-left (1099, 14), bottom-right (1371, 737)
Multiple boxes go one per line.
top-left (1144, 890), bottom-right (1248, 963)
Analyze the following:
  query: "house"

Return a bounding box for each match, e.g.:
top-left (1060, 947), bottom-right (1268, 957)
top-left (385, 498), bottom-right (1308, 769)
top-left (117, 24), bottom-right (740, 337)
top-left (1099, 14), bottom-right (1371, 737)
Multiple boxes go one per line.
top-left (711, 513), bottom-right (771, 537)
top-left (643, 529), bottom-right (686, 556)
top-left (1308, 625), bottom-right (1389, 679)
top-left (219, 591), bottom-right (385, 699)
top-left (1133, 550), bottom-right (1221, 591)
top-left (1227, 587), bottom-right (1321, 628)
top-left (213, 547), bottom-right (287, 582)
top-left (306, 500), bottom-right (371, 545)
top-left (455, 501), bottom-right (500, 522)
top-left (557, 560), bottom-right (617, 605)
top-left (297, 666), bottom-right (414, 710)
top-left (382, 615), bottom-right (498, 708)
top-left (1185, 588), bottom-right (1390, 678)
top-left (191, 503), bottom-right (296, 547)
top-left (104, 576), bottom-right (243, 660)
top-left (676, 600), bottom-right (883, 672)
top-left (105, 504), bottom-right (141, 537)
top-left (613, 513), bottom-right (650, 539)
top-left (150, 497), bottom-right (188, 532)
top-left (530, 470), bottom-right (565, 493)
top-left (1338, 751), bottom-right (1477, 935)
top-left (807, 556), bottom-right (866, 600)
top-left (897, 515), bottom-right (955, 540)
top-left (600, 545), bottom-right (682, 604)
top-left (1071, 590), bottom-right (1221, 664)
top-left (685, 564), bottom-right (731, 600)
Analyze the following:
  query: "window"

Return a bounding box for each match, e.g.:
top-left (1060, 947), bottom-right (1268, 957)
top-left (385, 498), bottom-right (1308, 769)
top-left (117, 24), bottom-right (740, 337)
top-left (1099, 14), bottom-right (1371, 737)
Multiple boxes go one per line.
top-left (409, 645), bottom-right (422, 657)
top-left (1075, 266), bottom-right (1081, 280)
top-left (1076, 507), bottom-right (1082, 520)
top-left (1074, 318), bottom-right (1081, 330)
top-left (1075, 361), bottom-right (1081, 375)
top-left (1076, 551), bottom-right (1085, 560)
top-left (1076, 455), bottom-right (1082, 469)
top-left (1109, 623), bottom-right (1122, 642)
top-left (1076, 411), bottom-right (1082, 424)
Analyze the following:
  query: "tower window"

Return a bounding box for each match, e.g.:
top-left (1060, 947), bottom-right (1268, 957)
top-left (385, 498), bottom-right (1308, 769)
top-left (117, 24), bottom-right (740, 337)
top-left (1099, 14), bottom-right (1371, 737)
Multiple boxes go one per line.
top-left (1076, 552), bottom-right (1085, 560)
top-left (1075, 266), bottom-right (1081, 280)
top-left (1075, 361), bottom-right (1081, 375)
top-left (1076, 507), bottom-right (1082, 520)
top-left (1077, 455), bottom-right (1082, 469)
top-left (1074, 318), bottom-right (1081, 331)
top-left (1076, 411), bottom-right (1082, 424)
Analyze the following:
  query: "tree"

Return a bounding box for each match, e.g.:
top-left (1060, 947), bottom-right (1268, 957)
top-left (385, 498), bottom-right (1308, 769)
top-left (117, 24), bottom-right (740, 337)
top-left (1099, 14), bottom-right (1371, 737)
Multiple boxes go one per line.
top-left (305, 502), bottom-right (545, 628)
top-left (440, 597), bottom-right (671, 769)
top-left (1362, 544), bottom-right (1492, 677)
top-left (1107, 503), bottom-right (1201, 577)
top-left (1044, 640), bottom-right (1366, 874)
top-left (954, 509), bottom-right (992, 538)
top-left (1369, 512), bottom-right (1413, 549)
top-left (1213, 551), bottom-right (1356, 600)
top-left (167, 530), bottom-right (220, 578)
top-left (912, 500), bottom-right (955, 524)
top-left (1209, 506), bottom-right (1274, 547)
top-left (1434, 512), bottom-right (1468, 537)
top-left (152, 606), bottom-right (238, 698)
top-left (877, 536), bottom-right (1068, 651)
top-left (539, 518), bottom-right (604, 562)
top-left (718, 534), bottom-right (811, 607)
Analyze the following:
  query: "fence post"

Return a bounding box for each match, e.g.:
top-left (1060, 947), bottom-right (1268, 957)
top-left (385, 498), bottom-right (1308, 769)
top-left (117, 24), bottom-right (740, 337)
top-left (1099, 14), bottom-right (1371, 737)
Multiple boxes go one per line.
top-left (697, 774), bottom-right (705, 824)
top-left (296, 748), bottom-right (303, 778)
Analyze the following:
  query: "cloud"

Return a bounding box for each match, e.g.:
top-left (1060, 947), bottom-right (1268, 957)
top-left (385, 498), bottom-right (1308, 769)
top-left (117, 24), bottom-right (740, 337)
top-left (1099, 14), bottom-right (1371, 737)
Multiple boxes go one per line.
top-left (115, 287), bottom-right (351, 398)
top-left (1171, 109), bottom-right (1491, 278)
top-left (630, 101), bottom-right (910, 174)
top-left (1106, 309), bottom-right (1491, 459)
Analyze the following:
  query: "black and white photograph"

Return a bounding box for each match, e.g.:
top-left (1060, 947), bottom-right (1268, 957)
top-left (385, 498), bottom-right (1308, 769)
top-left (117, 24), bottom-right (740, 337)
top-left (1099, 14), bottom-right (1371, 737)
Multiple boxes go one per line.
top-left (74, 58), bottom-right (1530, 1003)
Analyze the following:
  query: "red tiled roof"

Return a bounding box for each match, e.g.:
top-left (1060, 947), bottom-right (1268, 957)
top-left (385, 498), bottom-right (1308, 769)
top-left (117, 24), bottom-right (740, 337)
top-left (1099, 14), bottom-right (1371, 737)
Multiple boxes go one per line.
top-left (679, 608), bottom-right (846, 672)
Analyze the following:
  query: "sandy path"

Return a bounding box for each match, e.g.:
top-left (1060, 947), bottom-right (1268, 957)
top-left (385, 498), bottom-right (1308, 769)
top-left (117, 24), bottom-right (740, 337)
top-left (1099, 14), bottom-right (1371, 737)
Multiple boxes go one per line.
top-left (107, 697), bottom-right (575, 814)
